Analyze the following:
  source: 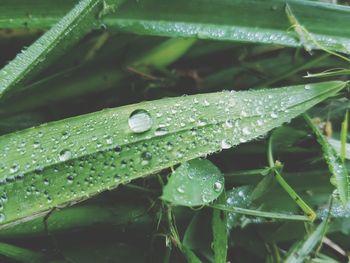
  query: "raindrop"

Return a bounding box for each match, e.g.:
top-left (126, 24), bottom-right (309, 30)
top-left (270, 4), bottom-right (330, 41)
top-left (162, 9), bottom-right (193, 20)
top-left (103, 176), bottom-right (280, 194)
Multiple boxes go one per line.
top-left (0, 213), bottom-right (5, 223)
top-left (155, 127), bottom-right (168, 136)
top-left (177, 186), bottom-right (185, 193)
top-left (221, 139), bottom-right (231, 149)
top-left (10, 164), bottom-right (19, 174)
top-left (214, 181), bottom-right (223, 192)
top-left (270, 112), bottom-right (278, 119)
top-left (59, 149), bottom-right (72, 161)
top-left (141, 151), bottom-right (152, 166)
top-left (128, 109), bottom-right (153, 133)
top-left (242, 127), bottom-right (251, 135)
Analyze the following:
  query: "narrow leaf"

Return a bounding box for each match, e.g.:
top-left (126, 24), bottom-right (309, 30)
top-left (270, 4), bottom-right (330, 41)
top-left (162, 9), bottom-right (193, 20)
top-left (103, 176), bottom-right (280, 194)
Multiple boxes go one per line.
top-left (304, 114), bottom-right (349, 206)
top-left (284, 220), bottom-right (328, 263)
top-left (3, 0), bottom-right (350, 54)
top-left (0, 0), bottom-right (123, 99)
top-left (0, 81), bottom-right (345, 228)
top-left (162, 159), bottom-right (224, 206)
top-left (0, 242), bottom-right (48, 263)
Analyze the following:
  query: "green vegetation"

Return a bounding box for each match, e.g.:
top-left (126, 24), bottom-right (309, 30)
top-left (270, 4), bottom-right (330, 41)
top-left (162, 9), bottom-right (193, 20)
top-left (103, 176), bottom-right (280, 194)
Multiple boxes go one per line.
top-left (0, 0), bottom-right (349, 262)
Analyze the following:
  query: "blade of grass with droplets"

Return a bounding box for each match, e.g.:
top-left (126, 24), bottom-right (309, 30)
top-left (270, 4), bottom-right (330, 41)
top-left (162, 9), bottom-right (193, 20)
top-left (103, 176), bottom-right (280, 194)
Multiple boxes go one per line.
top-left (2, 0), bottom-right (350, 54)
top-left (284, 220), bottom-right (328, 263)
top-left (0, 81), bottom-right (346, 228)
top-left (0, 0), bottom-right (124, 99)
top-left (303, 114), bottom-right (349, 206)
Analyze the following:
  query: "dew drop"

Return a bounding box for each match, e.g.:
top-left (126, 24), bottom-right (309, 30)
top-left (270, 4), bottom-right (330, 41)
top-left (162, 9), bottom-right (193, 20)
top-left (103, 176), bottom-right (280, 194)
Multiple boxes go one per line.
top-left (141, 151), bottom-right (152, 166)
top-left (270, 112), bottom-right (278, 119)
top-left (155, 127), bottom-right (168, 136)
top-left (59, 149), bottom-right (72, 161)
top-left (214, 181), bottom-right (223, 192)
top-left (221, 139), bottom-right (231, 149)
top-left (10, 164), bottom-right (19, 174)
top-left (177, 186), bottom-right (185, 193)
top-left (242, 127), bottom-right (251, 135)
top-left (128, 109), bottom-right (153, 133)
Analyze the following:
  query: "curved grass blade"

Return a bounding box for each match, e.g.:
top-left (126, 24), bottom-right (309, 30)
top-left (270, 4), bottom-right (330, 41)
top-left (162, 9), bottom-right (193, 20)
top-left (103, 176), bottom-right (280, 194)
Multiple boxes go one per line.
top-left (162, 159), bottom-right (224, 206)
top-left (284, 220), bottom-right (328, 263)
top-left (0, 242), bottom-right (48, 263)
top-left (304, 114), bottom-right (349, 206)
top-left (0, 0), bottom-right (124, 99)
top-left (2, 1), bottom-right (350, 54)
top-left (0, 81), bottom-right (346, 228)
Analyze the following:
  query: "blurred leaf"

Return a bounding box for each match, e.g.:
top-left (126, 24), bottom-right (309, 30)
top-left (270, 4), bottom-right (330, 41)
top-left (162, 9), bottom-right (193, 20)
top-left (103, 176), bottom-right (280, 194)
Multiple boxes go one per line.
top-left (284, 220), bottom-right (328, 263)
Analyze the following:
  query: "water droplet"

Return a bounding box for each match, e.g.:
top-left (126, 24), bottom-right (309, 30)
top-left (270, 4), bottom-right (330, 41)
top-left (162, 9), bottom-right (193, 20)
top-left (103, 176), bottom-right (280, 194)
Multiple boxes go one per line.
top-left (155, 127), bottom-right (168, 136)
top-left (141, 151), bottom-right (152, 165)
top-left (105, 136), bottom-right (113, 145)
top-left (67, 175), bottom-right (74, 184)
top-left (10, 164), bottom-right (19, 174)
top-left (221, 139), bottom-right (231, 149)
top-left (242, 127), bottom-right (251, 135)
top-left (214, 181), bottom-right (223, 192)
top-left (177, 186), bottom-right (185, 193)
top-left (304, 84), bottom-right (311, 90)
top-left (128, 109), bottom-right (153, 133)
top-left (59, 149), bottom-right (72, 161)
top-left (270, 112), bottom-right (278, 119)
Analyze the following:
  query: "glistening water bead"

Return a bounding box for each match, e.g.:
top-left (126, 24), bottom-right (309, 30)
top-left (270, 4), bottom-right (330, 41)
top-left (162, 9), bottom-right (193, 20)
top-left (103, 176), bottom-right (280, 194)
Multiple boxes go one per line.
top-left (128, 109), bottom-right (153, 133)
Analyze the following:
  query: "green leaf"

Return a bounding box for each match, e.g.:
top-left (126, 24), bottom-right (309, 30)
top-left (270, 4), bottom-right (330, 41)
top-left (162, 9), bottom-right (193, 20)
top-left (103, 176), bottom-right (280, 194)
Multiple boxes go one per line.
top-left (212, 193), bottom-right (228, 263)
top-left (340, 110), bottom-right (348, 162)
top-left (162, 159), bottom-right (224, 206)
top-left (304, 114), bottom-right (349, 206)
top-left (0, 81), bottom-right (345, 228)
top-left (0, 242), bottom-right (48, 263)
top-left (284, 220), bottom-right (328, 263)
top-left (3, 0), bottom-right (350, 53)
top-left (0, 0), bottom-right (124, 99)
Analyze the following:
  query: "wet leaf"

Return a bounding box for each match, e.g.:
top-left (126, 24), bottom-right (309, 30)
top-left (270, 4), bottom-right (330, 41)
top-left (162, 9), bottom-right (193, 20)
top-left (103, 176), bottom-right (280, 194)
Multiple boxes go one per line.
top-left (162, 159), bottom-right (224, 206)
top-left (0, 81), bottom-right (345, 228)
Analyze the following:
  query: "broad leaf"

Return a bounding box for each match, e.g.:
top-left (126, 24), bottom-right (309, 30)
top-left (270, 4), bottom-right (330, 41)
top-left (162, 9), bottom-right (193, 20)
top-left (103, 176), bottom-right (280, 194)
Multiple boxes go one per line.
top-left (162, 159), bottom-right (224, 206)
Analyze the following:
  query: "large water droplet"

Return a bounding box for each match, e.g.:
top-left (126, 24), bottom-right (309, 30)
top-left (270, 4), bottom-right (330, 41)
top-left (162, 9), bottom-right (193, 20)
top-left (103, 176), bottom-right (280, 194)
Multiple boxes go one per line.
top-left (59, 149), bottom-right (72, 161)
top-left (128, 109), bottom-right (153, 133)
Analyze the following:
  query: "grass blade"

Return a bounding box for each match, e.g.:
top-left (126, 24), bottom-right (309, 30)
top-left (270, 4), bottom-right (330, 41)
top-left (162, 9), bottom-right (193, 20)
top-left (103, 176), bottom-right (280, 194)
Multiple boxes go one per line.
top-left (0, 0), bottom-right (124, 99)
top-left (304, 114), bottom-right (349, 206)
top-left (0, 81), bottom-right (346, 228)
top-left (0, 242), bottom-right (48, 263)
top-left (284, 220), bottom-right (328, 263)
top-left (2, 1), bottom-right (350, 54)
